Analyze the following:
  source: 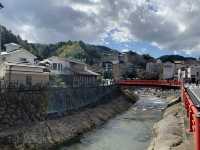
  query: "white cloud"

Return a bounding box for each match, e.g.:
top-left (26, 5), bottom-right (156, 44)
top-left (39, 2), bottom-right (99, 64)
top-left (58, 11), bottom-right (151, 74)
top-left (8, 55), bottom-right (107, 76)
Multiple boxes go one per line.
top-left (1, 0), bottom-right (200, 55)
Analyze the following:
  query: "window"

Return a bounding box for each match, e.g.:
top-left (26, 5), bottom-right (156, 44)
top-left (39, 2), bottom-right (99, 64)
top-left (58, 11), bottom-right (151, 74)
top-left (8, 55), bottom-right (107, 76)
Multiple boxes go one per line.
top-left (20, 58), bottom-right (27, 63)
top-left (58, 64), bottom-right (63, 71)
top-left (52, 63), bottom-right (62, 71)
top-left (53, 63), bottom-right (57, 70)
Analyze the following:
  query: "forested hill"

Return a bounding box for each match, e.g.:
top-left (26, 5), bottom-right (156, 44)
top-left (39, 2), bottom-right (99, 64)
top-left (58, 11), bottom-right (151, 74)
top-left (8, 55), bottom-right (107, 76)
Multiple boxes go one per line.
top-left (1, 25), bottom-right (197, 66)
top-left (158, 55), bottom-right (196, 62)
top-left (0, 25), bottom-right (121, 64)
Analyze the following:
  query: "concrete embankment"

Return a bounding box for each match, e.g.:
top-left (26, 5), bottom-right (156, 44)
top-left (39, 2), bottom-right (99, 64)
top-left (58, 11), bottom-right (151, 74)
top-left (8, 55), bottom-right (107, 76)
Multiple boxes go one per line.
top-left (148, 97), bottom-right (193, 150)
top-left (0, 89), bottom-right (137, 150)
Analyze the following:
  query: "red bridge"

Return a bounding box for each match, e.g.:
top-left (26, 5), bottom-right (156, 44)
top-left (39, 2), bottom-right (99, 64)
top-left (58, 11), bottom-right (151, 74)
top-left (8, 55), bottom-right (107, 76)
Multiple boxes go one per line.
top-left (118, 80), bottom-right (200, 150)
top-left (118, 79), bottom-right (181, 88)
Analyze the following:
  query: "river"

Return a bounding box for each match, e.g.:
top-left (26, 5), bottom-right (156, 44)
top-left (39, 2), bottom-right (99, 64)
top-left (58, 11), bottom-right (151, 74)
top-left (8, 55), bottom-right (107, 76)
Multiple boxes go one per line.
top-left (58, 96), bottom-right (167, 150)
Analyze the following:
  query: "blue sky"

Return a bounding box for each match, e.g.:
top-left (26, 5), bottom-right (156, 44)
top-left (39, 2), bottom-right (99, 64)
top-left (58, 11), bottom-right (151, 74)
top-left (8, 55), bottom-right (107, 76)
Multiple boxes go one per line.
top-left (103, 36), bottom-right (193, 58)
top-left (103, 38), bottom-right (173, 58)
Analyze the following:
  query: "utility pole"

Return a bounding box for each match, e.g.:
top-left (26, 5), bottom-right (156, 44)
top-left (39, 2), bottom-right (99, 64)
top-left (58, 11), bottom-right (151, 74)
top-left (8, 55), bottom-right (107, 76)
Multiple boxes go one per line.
top-left (0, 2), bottom-right (4, 52)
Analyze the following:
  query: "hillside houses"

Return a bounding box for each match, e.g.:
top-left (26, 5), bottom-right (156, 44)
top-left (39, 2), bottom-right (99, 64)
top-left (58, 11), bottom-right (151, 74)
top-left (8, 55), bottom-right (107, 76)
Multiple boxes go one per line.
top-left (0, 43), bottom-right (49, 86)
top-left (2, 43), bottom-right (200, 85)
top-left (146, 59), bottom-right (200, 83)
top-left (178, 65), bottom-right (200, 83)
top-left (0, 43), bottom-right (101, 87)
top-left (0, 43), bottom-right (37, 64)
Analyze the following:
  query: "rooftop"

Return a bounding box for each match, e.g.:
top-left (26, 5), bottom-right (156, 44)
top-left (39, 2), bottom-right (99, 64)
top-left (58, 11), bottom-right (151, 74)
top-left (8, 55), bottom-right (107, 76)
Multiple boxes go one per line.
top-left (48, 56), bottom-right (86, 65)
top-left (4, 62), bottom-right (46, 69)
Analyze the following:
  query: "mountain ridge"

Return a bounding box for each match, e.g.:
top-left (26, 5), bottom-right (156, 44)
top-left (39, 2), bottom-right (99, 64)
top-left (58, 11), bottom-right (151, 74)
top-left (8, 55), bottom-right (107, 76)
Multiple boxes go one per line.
top-left (1, 25), bottom-right (197, 65)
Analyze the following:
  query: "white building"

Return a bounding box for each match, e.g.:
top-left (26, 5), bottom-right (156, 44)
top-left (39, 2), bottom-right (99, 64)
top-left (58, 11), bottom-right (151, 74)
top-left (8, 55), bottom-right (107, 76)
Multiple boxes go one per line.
top-left (39, 56), bottom-right (98, 76)
top-left (162, 62), bottom-right (175, 79)
top-left (0, 43), bottom-right (37, 64)
top-left (178, 68), bottom-right (186, 80)
top-left (174, 61), bottom-right (185, 79)
top-left (187, 65), bottom-right (200, 83)
top-left (39, 56), bottom-right (99, 86)
top-left (40, 56), bottom-right (71, 75)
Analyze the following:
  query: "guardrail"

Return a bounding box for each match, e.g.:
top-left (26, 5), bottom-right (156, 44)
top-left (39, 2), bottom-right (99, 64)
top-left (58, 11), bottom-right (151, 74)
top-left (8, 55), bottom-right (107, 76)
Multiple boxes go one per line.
top-left (117, 80), bottom-right (181, 88)
top-left (182, 87), bottom-right (200, 150)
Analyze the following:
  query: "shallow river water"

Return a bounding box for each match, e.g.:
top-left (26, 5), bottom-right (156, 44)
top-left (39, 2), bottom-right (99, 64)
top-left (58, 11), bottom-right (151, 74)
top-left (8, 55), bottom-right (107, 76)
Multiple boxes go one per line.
top-left (59, 96), bottom-right (167, 150)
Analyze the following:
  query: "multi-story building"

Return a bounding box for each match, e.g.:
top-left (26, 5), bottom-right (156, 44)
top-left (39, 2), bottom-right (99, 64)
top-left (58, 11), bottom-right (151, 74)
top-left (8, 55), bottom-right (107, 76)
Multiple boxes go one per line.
top-left (162, 62), bottom-right (176, 79)
top-left (146, 60), bottom-right (162, 73)
top-left (187, 65), bottom-right (200, 83)
top-left (178, 67), bottom-right (187, 81)
top-left (174, 61), bottom-right (185, 79)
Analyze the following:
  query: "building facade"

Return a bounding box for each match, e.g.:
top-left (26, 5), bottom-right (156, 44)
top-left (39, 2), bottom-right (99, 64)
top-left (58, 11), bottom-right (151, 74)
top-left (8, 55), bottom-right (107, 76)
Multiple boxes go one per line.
top-left (187, 65), bottom-right (200, 83)
top-left (146, 61), bottom-right (162, 73)
top-left (40, 56), bottom-right (99, 87)
top-left (0, 62), bottom-right (49, 86)
top-left (162, 62), bottom-right (176, 79)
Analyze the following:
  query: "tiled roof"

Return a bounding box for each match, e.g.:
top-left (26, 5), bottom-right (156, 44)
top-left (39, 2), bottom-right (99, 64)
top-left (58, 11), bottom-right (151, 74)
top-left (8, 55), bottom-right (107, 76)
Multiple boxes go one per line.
top-left (48, 56), bottom-right (85, 65)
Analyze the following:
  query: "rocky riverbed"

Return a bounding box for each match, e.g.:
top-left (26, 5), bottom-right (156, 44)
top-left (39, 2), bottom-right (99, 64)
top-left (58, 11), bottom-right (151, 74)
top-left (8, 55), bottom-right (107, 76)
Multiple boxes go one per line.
top-left (148, 97), bottom-right (193, 150)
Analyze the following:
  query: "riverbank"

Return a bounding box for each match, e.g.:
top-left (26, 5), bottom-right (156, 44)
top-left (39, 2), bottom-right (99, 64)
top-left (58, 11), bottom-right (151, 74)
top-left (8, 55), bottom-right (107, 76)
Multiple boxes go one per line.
top-left (148, 97), bottom-right (193, 150)
top-left (0, 90), bottom-right (137, 150)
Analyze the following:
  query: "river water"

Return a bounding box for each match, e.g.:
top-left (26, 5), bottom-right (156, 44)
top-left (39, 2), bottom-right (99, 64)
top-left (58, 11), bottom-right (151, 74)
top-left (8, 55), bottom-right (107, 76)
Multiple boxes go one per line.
top-left (59, 96), bottom-right (167, 150)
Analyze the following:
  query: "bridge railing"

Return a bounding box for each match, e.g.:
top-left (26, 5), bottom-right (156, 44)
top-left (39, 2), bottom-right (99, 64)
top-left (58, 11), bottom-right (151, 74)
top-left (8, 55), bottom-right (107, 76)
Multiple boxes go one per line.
top-left (117, 79), bottom-right (182, 87)
top-left (182, 87), bottom-right (200, 150)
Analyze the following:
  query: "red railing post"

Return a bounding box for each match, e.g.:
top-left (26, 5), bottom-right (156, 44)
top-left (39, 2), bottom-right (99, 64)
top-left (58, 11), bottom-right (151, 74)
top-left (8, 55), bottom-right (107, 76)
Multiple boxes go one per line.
top-left (195, 113), bottom-right (200, 150)
top-left (188, 107), bottom-right (194, 132)
top-left (183, 90), bottom-right (189, 117)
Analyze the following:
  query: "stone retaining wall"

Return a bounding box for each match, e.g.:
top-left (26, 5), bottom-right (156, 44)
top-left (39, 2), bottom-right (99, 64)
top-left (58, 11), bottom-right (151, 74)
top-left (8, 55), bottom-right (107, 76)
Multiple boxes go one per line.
top-left (0, 90), bottom-right (48, 131)
top-left (48, 85), bottom-right (119, 113)
top-left (0, 85), bottom-right (120, 131)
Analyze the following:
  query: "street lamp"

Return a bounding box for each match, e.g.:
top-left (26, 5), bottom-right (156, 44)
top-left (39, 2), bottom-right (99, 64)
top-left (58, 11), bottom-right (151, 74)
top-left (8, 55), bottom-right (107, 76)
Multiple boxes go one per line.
top-left (0, 2), bottom-right (4, 52)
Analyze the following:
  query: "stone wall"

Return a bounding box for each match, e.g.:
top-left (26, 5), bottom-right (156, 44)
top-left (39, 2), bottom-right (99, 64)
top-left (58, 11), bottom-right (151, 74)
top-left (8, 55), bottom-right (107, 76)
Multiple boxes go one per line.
top-left (0, 89), bottom-right (48, 131)
top-left (48, 85), bottom-right (119, 113)
top-left (0, 94), bottom-right (133, 150)
top-left (0, 85), bottom-right (119, 131)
